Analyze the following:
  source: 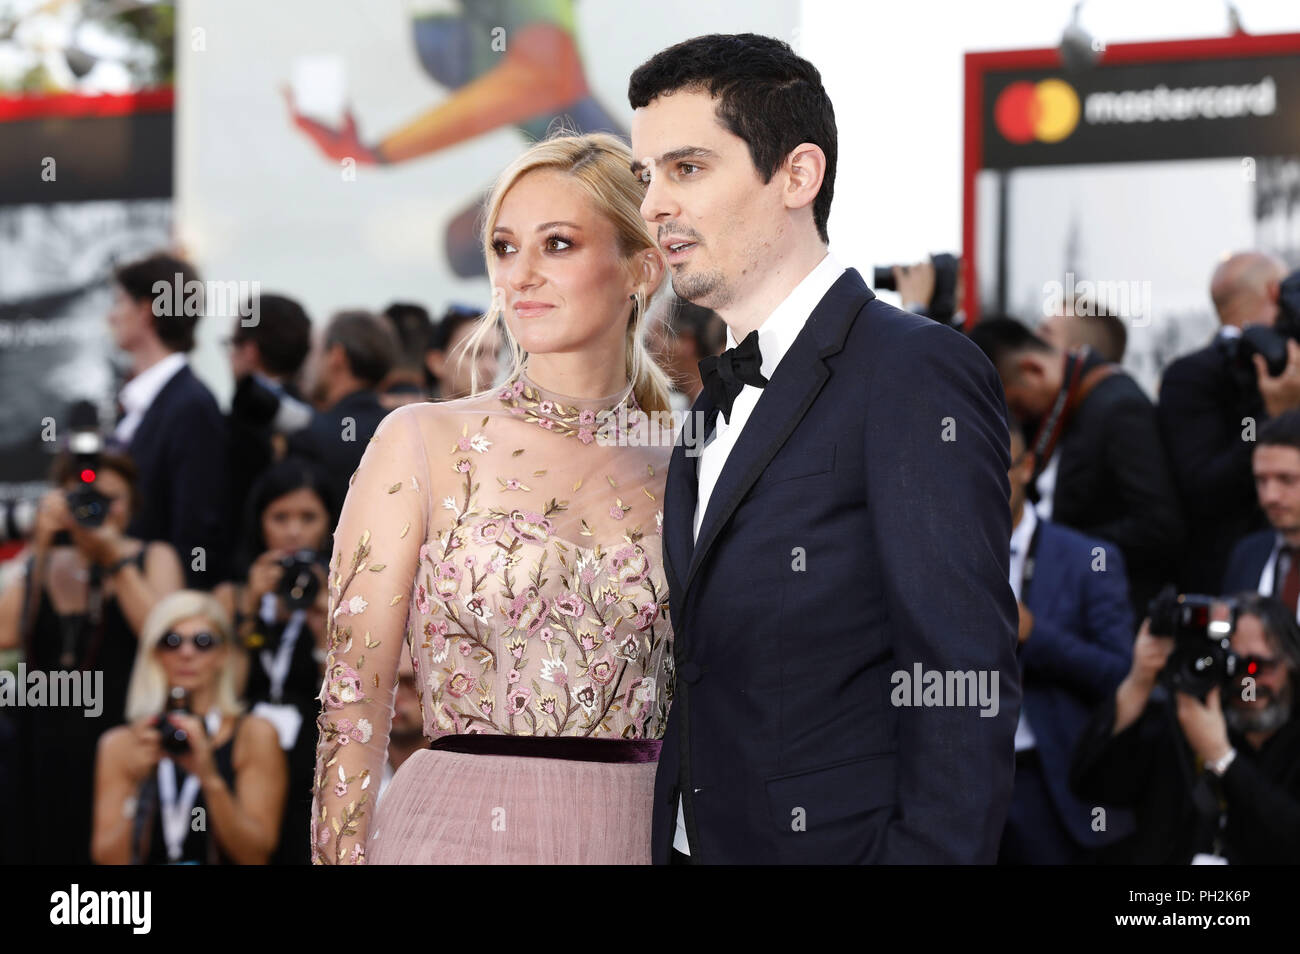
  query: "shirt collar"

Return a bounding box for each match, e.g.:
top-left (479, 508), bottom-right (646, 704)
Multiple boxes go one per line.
top-left (120, 352), bottom-right (187, 417)
top-left (725, 251), bottom-right (845, 381)
top-left (1011, 501), bottom-right (1037, 554)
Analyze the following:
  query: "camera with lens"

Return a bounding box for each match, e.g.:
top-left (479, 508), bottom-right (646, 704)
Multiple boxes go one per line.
top-left (1147, 586), bottom-right (1244, 700)
top-left (56, 400), bottom-right (112, 544)
top-left (1234, 267), bottom-right (1300, 378)
top-left (153, 686), bottom-right (195, 756)
top-left (873, 252), bottom-right (961, 327)
top-left (277, 549), bottom-right (323, 611)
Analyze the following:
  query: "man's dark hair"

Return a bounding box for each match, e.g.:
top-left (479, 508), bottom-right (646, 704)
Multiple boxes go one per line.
top-left (231, 293), bottom-right (312, 377)
top-left (113, 252), bottom-right (203, 353)
top-left (429, 305), bottom-right (484, 353)
top-left (324, 310), bottom-right (399, 388)
top-left (628, 33), bottom-right (837, 244)
top-left (383, 302), bottom-right (435, 375)
top-left (1257, 409), bottom-right (1300, 456)
top-left (967, 316), bottom-right (1054, 371)
top-left (1228, 592), bottom-right (1300, 674)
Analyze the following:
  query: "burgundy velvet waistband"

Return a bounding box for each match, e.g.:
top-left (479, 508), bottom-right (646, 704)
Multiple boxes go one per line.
top-left (429, 733), bottom-right (662, 763)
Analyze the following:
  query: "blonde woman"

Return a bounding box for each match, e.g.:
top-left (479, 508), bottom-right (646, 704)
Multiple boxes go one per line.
top-left (92, 591), bottom-right (287, 864)
top-left (310, 132), bottom-right (677, 864)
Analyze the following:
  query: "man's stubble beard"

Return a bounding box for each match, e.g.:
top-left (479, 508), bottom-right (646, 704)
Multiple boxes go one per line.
top-left (670, 265), bottom-right (732, 311)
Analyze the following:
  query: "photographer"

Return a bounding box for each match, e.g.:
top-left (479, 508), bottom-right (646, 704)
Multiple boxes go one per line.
top-left (1071, 593), bottom-right (1300, 864)
top-left (92, 591), bottom-right (286, 864)
top-left (0, 449), bottom-right (183, 865)
top-left (227, 292), bottom-right (315, 509)
top-left (216, 457), bottom-right (333, 865)
top-left (1157, 252), bottom-right (1285, 593)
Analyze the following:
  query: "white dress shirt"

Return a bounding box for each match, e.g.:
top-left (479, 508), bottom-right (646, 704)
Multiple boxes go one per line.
top-left (674, 250), bottom-right (846, 856)
top-left (1034, 448), bottom-right (1060, 522)
top-left (1009, 504), bottom-right (1037, 752)
top-left (114, 352), bottom-right (187, 446)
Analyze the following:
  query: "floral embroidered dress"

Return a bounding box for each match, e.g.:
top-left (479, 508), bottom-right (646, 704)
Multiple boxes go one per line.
top-left (311, 373), bottom-right (675, 864)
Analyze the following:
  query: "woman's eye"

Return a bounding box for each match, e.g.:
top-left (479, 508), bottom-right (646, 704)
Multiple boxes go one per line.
top-left (545, 235), bottom-right (573, 252)
top-left (492, 240), bottom-right (516, 256)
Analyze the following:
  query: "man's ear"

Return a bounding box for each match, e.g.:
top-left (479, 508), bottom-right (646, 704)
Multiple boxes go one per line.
top-left (782, 142), bottom-right (827, 214)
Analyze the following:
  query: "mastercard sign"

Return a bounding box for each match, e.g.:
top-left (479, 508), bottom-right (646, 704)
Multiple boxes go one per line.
top-left (994, 79), bottom-right (1081, 144)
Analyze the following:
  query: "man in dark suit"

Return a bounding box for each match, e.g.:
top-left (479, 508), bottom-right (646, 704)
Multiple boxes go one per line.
top-left (997, 417), bottom-right (1135, 864)
top-left (107, 253), bottom-right (231, 589)
top-left (1223, 411), bottom-right (1300, 619)
top-left (629, 33), bottom-right (1020, 865)
top-left (969, 318), bottom-right (1184, 618)
top-left (1157, 252), bottom-right (1286, 593)
top-left (290, 310), bottom-right (398, 514)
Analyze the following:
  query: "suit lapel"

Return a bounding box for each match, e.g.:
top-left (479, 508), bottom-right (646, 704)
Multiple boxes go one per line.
top-left (681, 268), bottom-right (875, 599)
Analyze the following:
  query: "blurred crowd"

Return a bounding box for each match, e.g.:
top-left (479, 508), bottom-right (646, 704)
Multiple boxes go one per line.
top-left (0, 251), bottom-right (724, 866)
top-left (1, 245), bottom-right (1299, 864)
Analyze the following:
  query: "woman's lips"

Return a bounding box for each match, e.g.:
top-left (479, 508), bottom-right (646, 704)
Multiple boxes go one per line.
top-left (514, 302), bottom-right (555, 318)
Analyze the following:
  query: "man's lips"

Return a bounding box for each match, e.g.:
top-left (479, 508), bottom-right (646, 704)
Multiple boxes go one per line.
top-left (660, 237), bottom-right (698, 263)
top-left (513, 301), bottom-right (555, 318)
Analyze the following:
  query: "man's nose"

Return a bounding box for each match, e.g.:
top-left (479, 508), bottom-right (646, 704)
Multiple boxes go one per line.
top-left (640, 173), bottom-right (676, 224)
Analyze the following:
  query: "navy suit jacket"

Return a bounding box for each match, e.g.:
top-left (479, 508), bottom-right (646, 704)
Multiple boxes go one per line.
top-left (124, 363), bottom-right (232, 587)
top-left (654, 268), bottom-right (1021, 864)
top-left (1020, 519), bottom-right (1135, 847)
top-left (1221, 528), bottom-right (1275, 596)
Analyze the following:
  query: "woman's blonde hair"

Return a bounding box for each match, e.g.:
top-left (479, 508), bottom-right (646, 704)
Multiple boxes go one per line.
top-left (459, 130), bottom-right (675, 415)
top-left (124, 590), bottom-right (243, 722)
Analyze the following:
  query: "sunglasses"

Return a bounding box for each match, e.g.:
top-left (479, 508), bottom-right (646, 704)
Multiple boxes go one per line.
top-left (158, 630), bottom-right (223, 652)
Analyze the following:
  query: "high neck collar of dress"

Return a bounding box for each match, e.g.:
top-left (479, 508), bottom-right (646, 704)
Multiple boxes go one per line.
top-left (497, 372), bottom-right (640, 440)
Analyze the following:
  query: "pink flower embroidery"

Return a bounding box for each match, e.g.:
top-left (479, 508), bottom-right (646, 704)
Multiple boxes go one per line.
top-left (432, 561), bottom-right (463, 599)
top-left (446, 669), bottom-right (475, 697)
top-left (325, 663), bottom-right (365, 708)
top-left (503, 478), bottom-right (524, 490)
top-left (415, 583), bottom-right (432, 615)
top-left (471, 519), bottom-right (505, 546)
top-left (635, 601), bottom-right (660, 630)
top-left (609, 506), bottom-right (625, 521)
top-left (508, 509), bottom-right (553, 542)
top-left (577, 429), bottom-right (594, 444)
top-left (554, 593), bottom-right (586, 618)
top-left (589, 653), bottom-right (616, 685)
top-left (579, 409), bottom-right (596, 426)
top-left (507, 685), bottom-right (532, 714)
top-left (455, 458), bottom-right (472, 473)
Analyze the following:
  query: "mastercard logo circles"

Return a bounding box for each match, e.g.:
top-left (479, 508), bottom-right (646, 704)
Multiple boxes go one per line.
top-left (994, 79), bottom-right (1081, 144)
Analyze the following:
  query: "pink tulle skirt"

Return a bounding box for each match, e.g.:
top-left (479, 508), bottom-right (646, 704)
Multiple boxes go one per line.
top-left (367, 748), bottom-right (656, 864)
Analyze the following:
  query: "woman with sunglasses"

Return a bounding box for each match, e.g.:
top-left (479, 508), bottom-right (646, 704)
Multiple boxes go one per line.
top-left (92, 591), bottom-right (287, 864)
top-left (0, 450), bottom-right (183, 865)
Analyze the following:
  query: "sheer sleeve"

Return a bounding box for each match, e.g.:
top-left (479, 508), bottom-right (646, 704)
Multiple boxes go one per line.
top-left (310, 404), bottom-right (428, 864)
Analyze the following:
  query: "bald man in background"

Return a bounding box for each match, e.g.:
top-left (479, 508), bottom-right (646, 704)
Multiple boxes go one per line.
top-left (1157, 251), bottom-right (1288, 592)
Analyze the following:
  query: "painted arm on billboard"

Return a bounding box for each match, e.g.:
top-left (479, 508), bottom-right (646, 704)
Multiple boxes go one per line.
top-left (286, 23), bottom-right (590, 166)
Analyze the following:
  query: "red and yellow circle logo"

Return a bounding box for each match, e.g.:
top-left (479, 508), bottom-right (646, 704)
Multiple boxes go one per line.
top-left (994, 79), bottom-right (1080, 144)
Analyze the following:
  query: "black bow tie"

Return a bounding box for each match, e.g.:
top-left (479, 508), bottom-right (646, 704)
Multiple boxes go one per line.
top-left (698, 330), bottom-right (767, 424)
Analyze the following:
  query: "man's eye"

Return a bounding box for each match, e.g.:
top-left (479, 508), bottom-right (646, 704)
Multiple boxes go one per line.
top-left (678, 163), bottom-right (700, 176)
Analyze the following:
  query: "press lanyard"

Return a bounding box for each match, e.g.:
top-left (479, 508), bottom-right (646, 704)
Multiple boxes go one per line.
top-left (157, 709), bottom-right (222, 862)
top-left (259, 592), bottom-right (306, 703)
